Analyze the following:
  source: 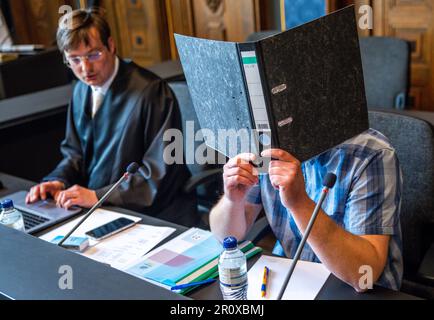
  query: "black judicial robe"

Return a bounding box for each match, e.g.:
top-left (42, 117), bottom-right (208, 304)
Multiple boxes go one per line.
top-left (44, 59), bottom-right (198, 226)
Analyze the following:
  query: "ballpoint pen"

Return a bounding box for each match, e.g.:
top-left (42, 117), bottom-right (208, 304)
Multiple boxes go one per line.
top-left (261, 266), bottom-right (269, 298)
top-left (170, 278), bottom-right (216, 291)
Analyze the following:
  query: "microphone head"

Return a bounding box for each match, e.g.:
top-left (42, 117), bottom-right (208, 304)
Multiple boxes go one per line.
top-left (126, 162), bottom-right (139, 174)
top-left (322, 172), bottom-right (337, 189)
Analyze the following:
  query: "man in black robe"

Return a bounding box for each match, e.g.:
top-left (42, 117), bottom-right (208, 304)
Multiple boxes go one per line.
top-left (26, 8), bottom-right (197, 226)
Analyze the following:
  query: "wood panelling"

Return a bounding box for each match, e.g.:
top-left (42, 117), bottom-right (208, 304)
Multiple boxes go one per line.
top-left (373, 0), bottom-right (434, 111)
top-left (8, 0), bottom-right (264, 66)
top-left (9, 0), bottom-right (171, 67)
top-left (103, 0), bottom-right (170, 67)
top-left (164, 0), bottom-right (195, 59)
top-left (165, 0), bottom-right (260, 59)
top-left (9, 0), bottom-right (75, 46)
top-left (192, 0), bottom-right (259, 42)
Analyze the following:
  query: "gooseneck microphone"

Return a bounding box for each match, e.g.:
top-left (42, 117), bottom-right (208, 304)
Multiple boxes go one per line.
top-left (58, 162), bottom-right (139, 247)
top-left (276, 172), bottom-right (337, 300)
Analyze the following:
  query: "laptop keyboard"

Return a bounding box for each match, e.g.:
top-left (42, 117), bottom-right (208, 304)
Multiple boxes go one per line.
top-left (22, 211), bottom-right (49, 230)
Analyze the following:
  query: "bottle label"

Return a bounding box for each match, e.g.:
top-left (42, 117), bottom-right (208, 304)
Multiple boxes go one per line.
top-left (219, 267), bottom-right (248, 288)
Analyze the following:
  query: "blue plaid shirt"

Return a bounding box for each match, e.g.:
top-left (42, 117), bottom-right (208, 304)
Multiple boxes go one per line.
top-left (247, 129), bottom-right (403, 291)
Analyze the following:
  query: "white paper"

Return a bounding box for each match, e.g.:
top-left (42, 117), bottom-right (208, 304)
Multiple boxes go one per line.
top-left (82, 224), bottom-right (175, 270)
top-left (39, 208), bottom-right (175, 270)
top-left (247, 255), bottom-right (331, 300)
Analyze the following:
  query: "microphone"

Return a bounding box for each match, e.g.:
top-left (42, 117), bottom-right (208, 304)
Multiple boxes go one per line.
top-left (57, 162), bottom-right (139, 247)
top-left (276, 172), bottom-right (337, 300)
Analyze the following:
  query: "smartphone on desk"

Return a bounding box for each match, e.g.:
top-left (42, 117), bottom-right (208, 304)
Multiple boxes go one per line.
top-left (85, 217), bottom-right (137, 240)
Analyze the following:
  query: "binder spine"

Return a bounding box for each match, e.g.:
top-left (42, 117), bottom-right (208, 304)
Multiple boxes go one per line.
top-left (237, 42), bottom-right (277, 156)
top-left (254, 41), bottom-right (280, 149)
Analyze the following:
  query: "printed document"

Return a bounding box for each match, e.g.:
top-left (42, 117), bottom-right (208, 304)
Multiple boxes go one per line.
top-left (39, 208), bottom-right (175, 270)
top-left (247, 255), bottom-right (331, 300)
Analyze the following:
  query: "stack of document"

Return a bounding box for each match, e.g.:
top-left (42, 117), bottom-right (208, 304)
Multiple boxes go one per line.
top-left (125, 228), bottom-right (262, 294)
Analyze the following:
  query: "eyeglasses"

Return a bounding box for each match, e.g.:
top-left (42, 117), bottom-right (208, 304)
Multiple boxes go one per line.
top-left (64, 51), bottom-right (103, 67)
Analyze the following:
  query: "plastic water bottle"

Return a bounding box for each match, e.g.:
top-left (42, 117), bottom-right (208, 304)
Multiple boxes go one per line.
top-left (218, 236), bottom-right (248, 300)
top-left (0, 199), bottom-right (25, 232)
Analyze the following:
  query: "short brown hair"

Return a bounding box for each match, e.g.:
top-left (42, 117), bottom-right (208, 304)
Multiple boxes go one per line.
top-left (57, 7), bottom-right (111, 52)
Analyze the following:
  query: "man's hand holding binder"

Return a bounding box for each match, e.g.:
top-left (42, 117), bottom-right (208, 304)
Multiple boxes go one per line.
top-left (223, 153), bottom-right (259, 203)
top-left (261, 149), bottom-right (309, 211)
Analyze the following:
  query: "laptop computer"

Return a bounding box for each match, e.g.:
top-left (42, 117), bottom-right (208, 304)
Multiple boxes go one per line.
top-left (0, 190), bottom-right (82, 234)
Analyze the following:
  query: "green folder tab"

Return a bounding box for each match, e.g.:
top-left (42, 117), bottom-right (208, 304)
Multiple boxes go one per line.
top-left (242, 56), bottom-right (257, 65)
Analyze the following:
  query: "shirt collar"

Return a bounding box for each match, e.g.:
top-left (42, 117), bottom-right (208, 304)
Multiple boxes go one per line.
top-left (91, 56), bottom-right (120, 96)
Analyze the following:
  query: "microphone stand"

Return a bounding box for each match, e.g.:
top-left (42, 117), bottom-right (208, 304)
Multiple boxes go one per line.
top-left (276, 173), bottom-right (336, 300)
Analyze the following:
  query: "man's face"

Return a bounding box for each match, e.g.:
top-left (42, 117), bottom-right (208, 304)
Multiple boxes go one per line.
top-left (64, 27), bottom-right (116, 87)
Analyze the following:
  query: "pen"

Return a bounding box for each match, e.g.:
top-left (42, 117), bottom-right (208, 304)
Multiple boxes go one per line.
top-left (261, 266), bottom-right (270, 298)
top-left (170, 278), bottom-right (216, 291)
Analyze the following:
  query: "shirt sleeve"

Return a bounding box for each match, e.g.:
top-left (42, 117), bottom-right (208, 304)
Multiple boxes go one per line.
top-left (344, 148), bottom-right (403, 236)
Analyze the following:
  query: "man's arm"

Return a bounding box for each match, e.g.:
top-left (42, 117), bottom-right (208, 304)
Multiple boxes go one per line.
top-left (262, 148), bottom-right (396, 292)
top-left (210, 198), bottom-right (263, 242)
top-left (210, 153), bottom-right (262, 242)
top-left (286, 197), bottom-right (389, 292)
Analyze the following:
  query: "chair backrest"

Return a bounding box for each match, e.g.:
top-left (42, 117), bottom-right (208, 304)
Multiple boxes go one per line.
top-left (368, 110), bottom-right (434, 275)
top-left (168, 81), bottom-right (210, 174)
top-left (168, 81), bottom-right (223, 205)
top-left (146, 60), bottom-right (185, 82)
top-left (360, 37), bottom-right (410, 109)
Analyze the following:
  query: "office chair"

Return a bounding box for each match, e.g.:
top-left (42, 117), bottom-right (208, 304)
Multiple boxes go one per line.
top-left (359, 37), bottom-right (410, 110)
top-left (168, 81), bottom-right (224, 227)
top-left (369, 110), bottom-right (434, 299)
top-left (146, 59), bottom-right (185, 82)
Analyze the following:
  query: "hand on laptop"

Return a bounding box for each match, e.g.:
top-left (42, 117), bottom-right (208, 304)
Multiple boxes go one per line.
top-left (55, 185), bottom-right (98, 210)
top-left (26, 181), bottom-right (65, 204)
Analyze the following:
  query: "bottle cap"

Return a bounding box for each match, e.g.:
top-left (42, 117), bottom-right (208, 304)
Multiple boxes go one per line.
top-left (1, 199), bottom-right (14, 210)
top-left (223, 236), bottom-right (238, 249)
